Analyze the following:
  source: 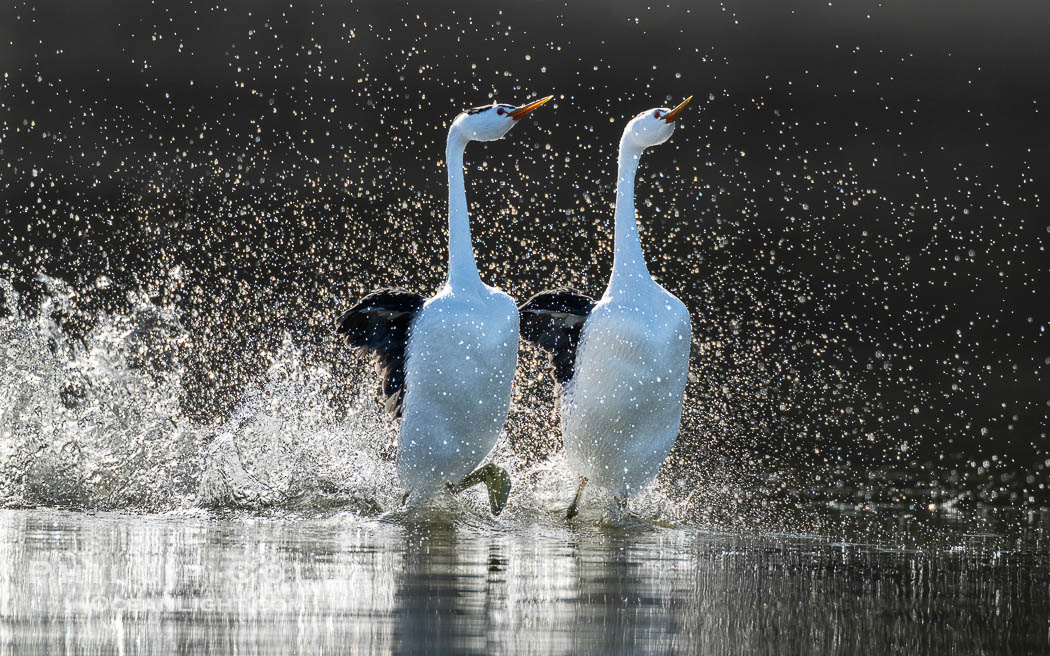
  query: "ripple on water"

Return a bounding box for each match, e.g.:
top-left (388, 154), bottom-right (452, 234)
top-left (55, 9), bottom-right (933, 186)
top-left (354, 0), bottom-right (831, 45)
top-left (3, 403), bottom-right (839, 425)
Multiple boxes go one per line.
top-left (0, 508), bottom-right (1047, 655)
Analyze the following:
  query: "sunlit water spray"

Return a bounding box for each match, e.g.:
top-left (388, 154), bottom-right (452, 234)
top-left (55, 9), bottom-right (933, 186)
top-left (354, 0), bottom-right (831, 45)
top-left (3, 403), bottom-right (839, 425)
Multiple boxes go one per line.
top-left (0, 270), bottom-right (831, 528)
top-left (0, 264), bottom-right (974, 544)
top-left (0, 274), bottom-right (402, 514)
top-left (1, 2), bottom-right (1045, 538)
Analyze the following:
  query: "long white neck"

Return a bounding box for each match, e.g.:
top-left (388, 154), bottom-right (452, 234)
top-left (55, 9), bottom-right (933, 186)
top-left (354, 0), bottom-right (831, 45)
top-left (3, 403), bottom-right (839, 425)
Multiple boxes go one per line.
top-left (445, 128), bottom-right (484, 291)
top-left (609, 138), bottom-right (652, 290)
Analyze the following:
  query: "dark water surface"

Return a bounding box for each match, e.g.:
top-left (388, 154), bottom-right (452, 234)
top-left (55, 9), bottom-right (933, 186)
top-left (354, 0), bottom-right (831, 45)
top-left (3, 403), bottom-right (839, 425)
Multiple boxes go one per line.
top-left (1, 508), bottom-right (1046, 655)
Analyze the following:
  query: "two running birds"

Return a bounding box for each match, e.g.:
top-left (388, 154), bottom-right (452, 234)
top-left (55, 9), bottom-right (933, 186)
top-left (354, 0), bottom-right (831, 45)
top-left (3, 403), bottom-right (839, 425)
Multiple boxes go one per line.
top-left (335, 95), bottom-right (693, 518)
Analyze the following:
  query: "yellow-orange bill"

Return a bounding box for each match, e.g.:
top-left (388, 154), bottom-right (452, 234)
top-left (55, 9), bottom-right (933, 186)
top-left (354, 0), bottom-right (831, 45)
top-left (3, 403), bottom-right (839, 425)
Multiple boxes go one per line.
top-left (662, 96), bottom-right (693, 123)
top-left (509, 95), bottom-right (554, 120)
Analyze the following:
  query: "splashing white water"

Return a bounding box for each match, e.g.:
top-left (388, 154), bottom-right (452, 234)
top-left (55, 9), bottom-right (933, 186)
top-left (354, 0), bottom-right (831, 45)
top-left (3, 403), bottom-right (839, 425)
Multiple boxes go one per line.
top-left (0, 276), bottom-right (202, 509)
top-left (0, 275), bottom-right (662, 520)
top-left (2, 273), bottom-right (965, 532)
top-left (0, 275), bottom-right (403, 513)
top-left (196, 336), bottom-right (401, 512)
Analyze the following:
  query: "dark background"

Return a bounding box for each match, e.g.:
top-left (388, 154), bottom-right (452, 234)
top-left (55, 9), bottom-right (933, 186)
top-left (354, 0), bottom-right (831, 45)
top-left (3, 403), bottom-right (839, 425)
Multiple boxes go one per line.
top-left (1, 0), bottom-right (1048, 503)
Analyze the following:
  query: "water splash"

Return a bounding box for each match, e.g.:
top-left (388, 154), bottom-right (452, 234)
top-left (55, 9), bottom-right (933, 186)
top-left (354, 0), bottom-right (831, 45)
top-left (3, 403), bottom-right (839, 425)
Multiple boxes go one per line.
top-left (0, 273), bottom-right (719, 524)
top-left (0, 275), bottom-right (404, 513)
top-left (1, 269), bottom-right (1042, 543)
top-left (197, 336), bottom-right (400, 513)
top-left (0, 276), bottom-right (618, 519)
top-left (0, 275), bottom-right (202, 510)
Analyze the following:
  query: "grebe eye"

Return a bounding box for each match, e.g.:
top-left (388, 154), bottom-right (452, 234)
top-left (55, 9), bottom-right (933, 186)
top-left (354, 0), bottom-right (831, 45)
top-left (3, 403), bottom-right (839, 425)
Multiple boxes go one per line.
top-left (653, 111), bottom-right (661, 119)
top-left (497, 107), bottom-right (505, 115)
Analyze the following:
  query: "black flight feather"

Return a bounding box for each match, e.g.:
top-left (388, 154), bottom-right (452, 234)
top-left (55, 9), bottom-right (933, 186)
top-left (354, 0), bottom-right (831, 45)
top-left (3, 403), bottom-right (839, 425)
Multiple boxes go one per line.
top-left (518, 288), bottom-right (596, 387)
top-left (334, 288), bottom-right (425, 419)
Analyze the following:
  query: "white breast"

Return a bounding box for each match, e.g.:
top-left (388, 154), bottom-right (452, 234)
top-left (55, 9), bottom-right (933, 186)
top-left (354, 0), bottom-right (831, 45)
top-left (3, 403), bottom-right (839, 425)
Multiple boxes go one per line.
top-left (561, 284), bottom-right (691, 497)
top-left (397, 285), bottom-right (519, 498)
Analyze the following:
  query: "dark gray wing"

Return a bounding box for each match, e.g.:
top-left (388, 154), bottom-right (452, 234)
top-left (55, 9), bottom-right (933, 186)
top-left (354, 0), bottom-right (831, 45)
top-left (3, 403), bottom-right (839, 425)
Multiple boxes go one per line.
top-left (334, 288), bottom-right (425, 419)
top-left (518, 288), bottom-right (596, 387)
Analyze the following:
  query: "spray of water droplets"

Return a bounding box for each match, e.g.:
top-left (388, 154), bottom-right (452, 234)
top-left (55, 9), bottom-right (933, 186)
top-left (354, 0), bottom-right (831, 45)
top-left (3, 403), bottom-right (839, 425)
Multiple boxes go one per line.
top-left (1, 2), bottom-right (1046, 531)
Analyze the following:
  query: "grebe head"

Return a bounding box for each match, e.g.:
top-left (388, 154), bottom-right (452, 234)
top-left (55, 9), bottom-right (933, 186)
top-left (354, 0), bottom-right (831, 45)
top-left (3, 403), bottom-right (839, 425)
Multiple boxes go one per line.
top-left (451, 95), bottom-right (554, 142)
top-left (621, 96), bottom-right (692, 150)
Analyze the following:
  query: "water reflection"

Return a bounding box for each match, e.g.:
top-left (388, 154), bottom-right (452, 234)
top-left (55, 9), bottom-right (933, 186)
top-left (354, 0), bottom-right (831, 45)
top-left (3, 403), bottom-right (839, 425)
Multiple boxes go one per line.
top-left (0, 509), bottom-right (1046, 654)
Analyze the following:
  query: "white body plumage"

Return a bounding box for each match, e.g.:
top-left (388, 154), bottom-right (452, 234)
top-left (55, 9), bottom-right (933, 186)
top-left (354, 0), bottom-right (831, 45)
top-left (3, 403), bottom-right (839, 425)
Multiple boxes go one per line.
top-left (550, 99), bottom-right (695, 500)
top-left (562, 280), bottom-right (690, 497)
top-left (386, 98), bottom-right (550, 502)
top-left (398, 285), bottom-right (519, 498)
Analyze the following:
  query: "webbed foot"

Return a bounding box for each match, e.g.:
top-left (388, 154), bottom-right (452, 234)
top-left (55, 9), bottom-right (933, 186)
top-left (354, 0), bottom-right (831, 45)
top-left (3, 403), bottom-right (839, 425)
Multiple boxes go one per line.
top-left (566, 477), bottom-right (588, 520)
top-left (450, 463), bottom-right (512, 516)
